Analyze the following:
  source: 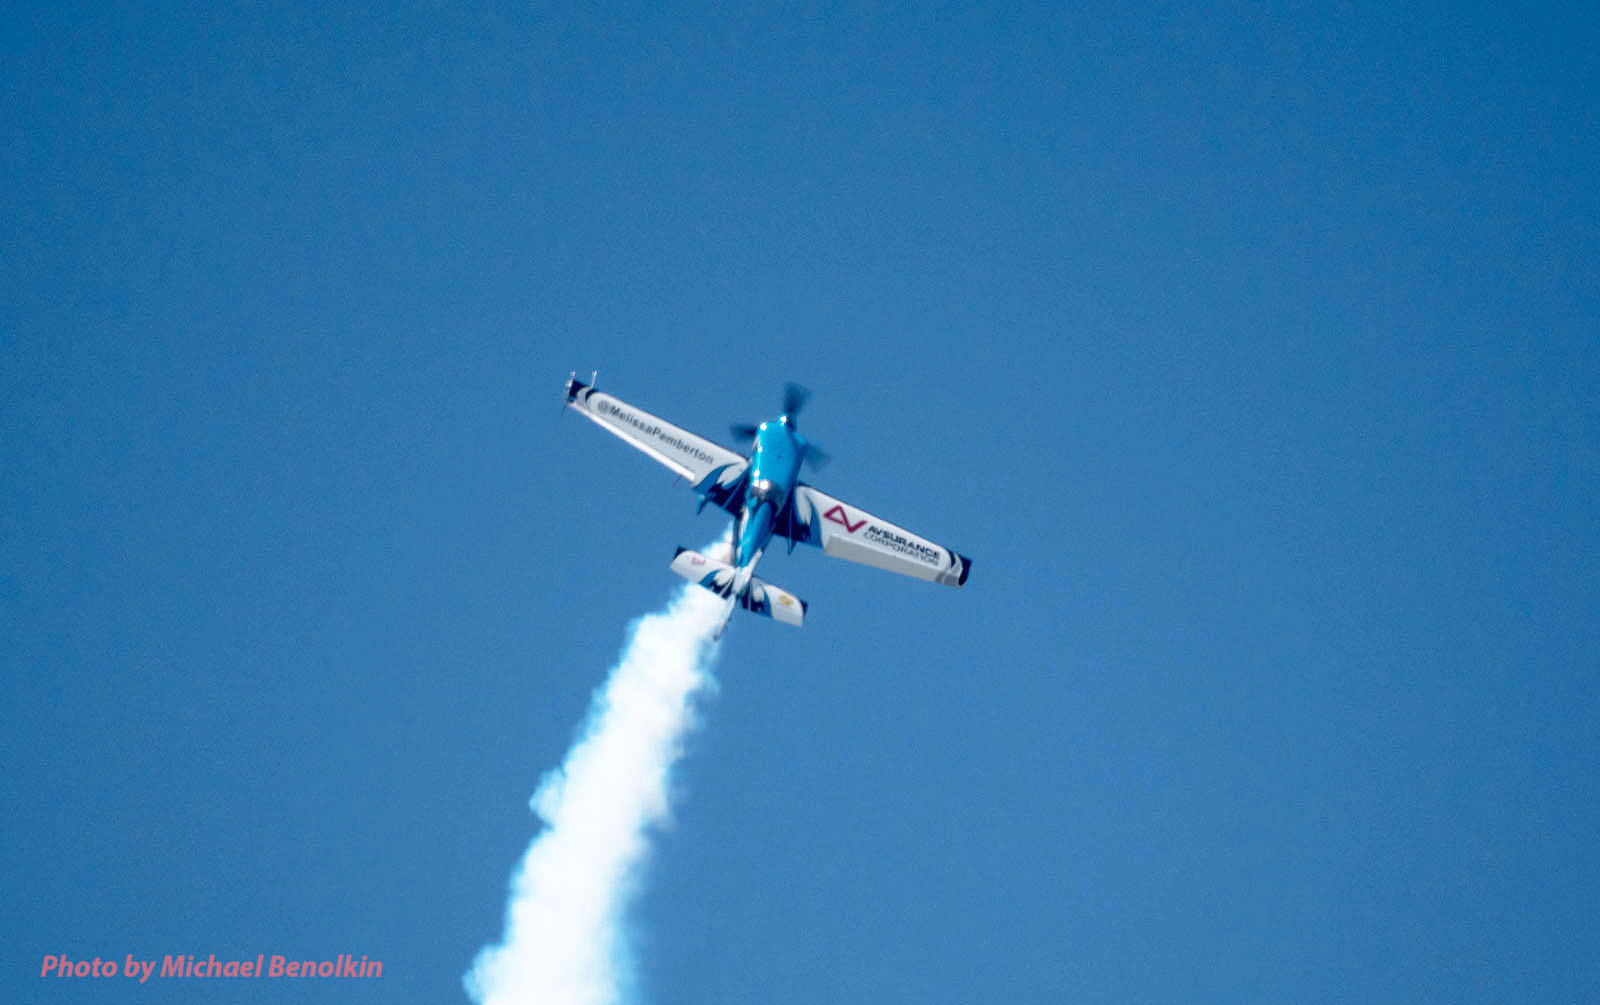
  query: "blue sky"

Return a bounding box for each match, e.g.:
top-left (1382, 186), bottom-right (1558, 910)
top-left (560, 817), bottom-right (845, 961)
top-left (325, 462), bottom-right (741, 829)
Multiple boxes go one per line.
top-left (4, 1), bottom-right (1597, 1001)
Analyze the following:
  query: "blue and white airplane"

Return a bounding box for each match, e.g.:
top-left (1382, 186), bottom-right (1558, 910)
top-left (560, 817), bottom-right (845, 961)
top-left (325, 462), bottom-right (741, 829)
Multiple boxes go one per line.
top-left (562, 375), bottom-right (972, 638)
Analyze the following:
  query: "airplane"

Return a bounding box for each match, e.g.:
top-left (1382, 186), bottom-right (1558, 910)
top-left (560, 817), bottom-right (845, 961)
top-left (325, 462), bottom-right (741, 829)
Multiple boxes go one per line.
top-left (562, 374), bottom-right (972, 638)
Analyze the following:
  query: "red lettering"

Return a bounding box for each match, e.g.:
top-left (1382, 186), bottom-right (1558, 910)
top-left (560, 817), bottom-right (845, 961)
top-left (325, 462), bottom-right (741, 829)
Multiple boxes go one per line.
top-left (823, 505), bottom-right (865, 533)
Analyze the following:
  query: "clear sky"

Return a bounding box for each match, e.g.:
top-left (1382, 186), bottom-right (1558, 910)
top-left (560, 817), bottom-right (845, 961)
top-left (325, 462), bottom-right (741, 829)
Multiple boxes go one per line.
top-left (4, 1), bottom-right (1597, 1002)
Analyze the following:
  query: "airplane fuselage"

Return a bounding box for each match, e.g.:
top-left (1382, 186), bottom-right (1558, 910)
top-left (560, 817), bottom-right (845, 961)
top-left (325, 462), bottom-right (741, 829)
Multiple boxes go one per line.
top-left (734, 417), bottom-right (806, 580)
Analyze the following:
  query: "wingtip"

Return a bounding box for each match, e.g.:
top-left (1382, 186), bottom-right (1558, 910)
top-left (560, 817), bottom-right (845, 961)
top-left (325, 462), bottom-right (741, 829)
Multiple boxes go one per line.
top-left (564, 373), bottom-right (589, 402)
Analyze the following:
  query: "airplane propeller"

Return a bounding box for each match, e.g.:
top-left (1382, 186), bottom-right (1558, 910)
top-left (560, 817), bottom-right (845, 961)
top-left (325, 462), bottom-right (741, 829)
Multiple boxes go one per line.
top-left (731, 382), bottom-right (830, 469)
top-left (781, 381), bottom-right (810, 419)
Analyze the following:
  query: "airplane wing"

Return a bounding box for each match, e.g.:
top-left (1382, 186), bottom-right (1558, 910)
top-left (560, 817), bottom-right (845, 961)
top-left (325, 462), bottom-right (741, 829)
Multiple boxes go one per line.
top-left (563, 377), bottom-right (749, 513)
top-left (784, 484), bottom-right (972, 587)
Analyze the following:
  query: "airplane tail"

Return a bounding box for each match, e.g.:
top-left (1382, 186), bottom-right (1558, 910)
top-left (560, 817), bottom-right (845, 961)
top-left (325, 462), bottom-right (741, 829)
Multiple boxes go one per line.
top-left (712, 594), bottom-right (737, 641)
top-left (670, 548), bottom-right (807, 631)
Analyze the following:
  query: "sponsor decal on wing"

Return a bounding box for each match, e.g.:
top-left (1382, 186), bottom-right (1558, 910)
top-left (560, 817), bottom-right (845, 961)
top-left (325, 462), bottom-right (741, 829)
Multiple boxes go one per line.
top-left (860, 523), bottom-right (945, 567)
top-left (822, 504), bottom-right (865, 534)
top-left (594, 397), bottom-right (717, 466)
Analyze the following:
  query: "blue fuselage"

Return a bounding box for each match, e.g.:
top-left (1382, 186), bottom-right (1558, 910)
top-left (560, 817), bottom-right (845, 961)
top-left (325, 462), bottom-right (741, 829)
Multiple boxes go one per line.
top-left (735, 417), bottom-right (806, 569)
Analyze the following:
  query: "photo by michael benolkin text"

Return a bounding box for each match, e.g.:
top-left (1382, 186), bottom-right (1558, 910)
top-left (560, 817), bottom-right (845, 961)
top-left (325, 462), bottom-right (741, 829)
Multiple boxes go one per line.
top-left (41, 953), bottom-right (383, 982)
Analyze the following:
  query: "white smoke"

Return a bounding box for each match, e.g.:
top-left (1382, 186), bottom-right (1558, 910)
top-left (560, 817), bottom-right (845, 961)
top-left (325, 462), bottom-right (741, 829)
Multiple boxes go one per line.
top-left (465, 580), bottom-right (727, 1005)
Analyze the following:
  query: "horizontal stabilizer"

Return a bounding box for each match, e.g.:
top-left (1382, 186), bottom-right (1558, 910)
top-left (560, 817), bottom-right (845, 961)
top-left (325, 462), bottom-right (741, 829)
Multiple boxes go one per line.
top-left (670, 548), bottom-right (807, 627)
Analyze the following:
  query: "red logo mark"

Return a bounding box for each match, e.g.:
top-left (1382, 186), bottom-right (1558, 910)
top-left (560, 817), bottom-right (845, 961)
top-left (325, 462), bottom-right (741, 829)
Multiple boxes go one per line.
top-left (690, 555), bottom-right (706, 566)
top-left (823, 505), bottom-right (865, 534)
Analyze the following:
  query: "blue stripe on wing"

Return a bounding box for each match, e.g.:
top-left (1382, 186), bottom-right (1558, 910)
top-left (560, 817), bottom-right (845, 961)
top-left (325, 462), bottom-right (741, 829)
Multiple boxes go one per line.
top-left (692, 462), bottom-right (749, 517)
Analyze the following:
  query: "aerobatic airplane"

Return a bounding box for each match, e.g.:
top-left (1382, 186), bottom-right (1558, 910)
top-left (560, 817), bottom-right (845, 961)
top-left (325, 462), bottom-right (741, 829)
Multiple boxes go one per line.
top-left (562, 375), bottom-right (972, 638)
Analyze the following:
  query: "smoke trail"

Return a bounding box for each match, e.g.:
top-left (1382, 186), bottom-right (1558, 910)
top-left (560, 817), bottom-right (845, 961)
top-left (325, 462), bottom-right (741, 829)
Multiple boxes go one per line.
top-left (465, 580), bottom-right (726, 1005)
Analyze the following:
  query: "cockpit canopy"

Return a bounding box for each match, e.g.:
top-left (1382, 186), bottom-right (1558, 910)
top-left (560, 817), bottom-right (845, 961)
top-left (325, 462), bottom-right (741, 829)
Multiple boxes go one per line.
top-left (748, 477), bottom-right (787, 509)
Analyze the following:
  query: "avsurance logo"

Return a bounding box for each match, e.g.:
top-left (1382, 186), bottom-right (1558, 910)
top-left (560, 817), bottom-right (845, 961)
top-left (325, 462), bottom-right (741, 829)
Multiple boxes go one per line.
top-left (823, 505), bottom-right (865, 534)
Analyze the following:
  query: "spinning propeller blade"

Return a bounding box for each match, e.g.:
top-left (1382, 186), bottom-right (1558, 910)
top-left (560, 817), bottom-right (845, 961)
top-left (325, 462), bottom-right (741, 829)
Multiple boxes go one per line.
top-left (782, 382), bottom-right (811, 419)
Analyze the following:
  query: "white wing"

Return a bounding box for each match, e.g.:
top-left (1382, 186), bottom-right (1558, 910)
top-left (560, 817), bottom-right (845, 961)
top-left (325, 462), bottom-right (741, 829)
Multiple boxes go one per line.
top-left (788, 484), bottom-right (971, 587)
top-left (563, 379), bottom-right (748, 504)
